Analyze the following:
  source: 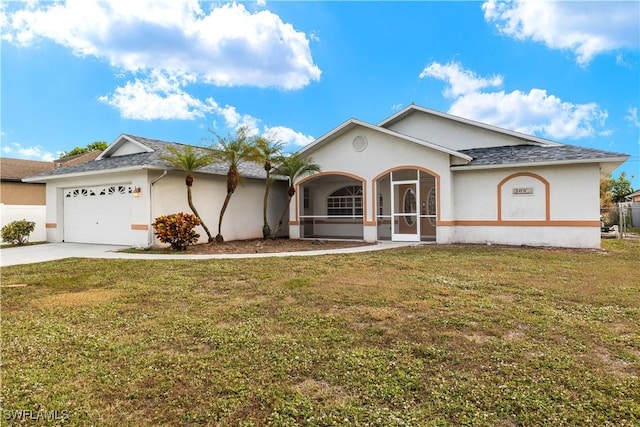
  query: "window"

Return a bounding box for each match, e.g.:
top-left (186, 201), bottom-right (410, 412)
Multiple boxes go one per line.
top-left (303, 187), bottom-right (310, 210)
top-left (327, 186), bottom-right (363, 217)
top-left (403, 188), bottom-right (417, 226)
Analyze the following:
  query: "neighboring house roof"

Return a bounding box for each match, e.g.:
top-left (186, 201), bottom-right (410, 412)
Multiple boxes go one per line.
top-left (0, 157), bottom-right (55, 182)
top-left (625, 190), bottom-right (640, 201)
top-left (23, 134), bottom-right (271, 182)
top-left (1, 152), bottom-right (103, 183)
top-left (453, 144), bottom-right (629, 171)
top-left (55, 150), bottom-right (102, 167)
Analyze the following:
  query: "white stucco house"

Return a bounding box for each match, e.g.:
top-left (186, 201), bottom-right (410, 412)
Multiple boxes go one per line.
top-left (287, 105), bottom-right (629, 248)
top-left (24, 135), bottom-right (288, 247)
top-left (24, 105), bottom-right (629, 249)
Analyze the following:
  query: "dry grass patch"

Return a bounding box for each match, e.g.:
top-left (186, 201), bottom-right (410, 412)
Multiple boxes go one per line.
top-left (293, 379), bottom-right (349, 405)
top-left (33, 288), bottom-right (123, 308)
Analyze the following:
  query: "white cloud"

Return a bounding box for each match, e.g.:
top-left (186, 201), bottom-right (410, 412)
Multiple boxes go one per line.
top-left (97, 68), bottom-right (312, 146)
top-left (1, 142), bottom-right (60, 161)
top-left (263, 125), bottom-right (315, 148)
top-left (626, 107), bottom-right (640, 127)
top-left (98, 70), bottom-right (213, 120)
top-left (420, 61), bottom-right (608, 140)
top-left (419, 61), bottom-right (503, 98)
top-left (2, 0), bottom-right (321, 89)
top-left (211, 105), bottom-right (260, 137)
top-left (482, 0), bottom-right (640, 66)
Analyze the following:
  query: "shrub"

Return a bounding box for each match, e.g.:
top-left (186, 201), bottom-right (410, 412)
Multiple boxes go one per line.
top-left (152, 212), bottom-right (201, 251)
top-left (1, 219), bottom-right (36, 246)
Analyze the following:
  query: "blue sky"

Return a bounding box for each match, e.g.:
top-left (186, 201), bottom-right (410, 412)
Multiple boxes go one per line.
top-left (1, 1), bottom-right (639, 188)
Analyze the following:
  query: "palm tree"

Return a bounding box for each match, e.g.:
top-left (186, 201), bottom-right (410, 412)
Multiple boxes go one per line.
top-left (161, 145), bottom-right (214, 242)
top-left (272, 154), bottom-right (321, 236)
top-left (255, 137), bottom-right (284, 239)
top-left (210, 126), bottom-right (256, 243)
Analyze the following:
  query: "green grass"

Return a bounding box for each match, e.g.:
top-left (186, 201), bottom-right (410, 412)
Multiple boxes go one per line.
top-left (1, 241), bottom-right (639, 426)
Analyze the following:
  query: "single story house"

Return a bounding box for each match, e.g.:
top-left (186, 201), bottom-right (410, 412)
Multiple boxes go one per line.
top-left (1, 157), bottom-right (55, 243)
top-left (624, 190), bottom-right (640, 228)
top-left (1, 152), bottom-right (101, 243)
top-left (625, 190), bottom-right (640, 203)
top-left (1, 151), bottom-right (102, 206)
top-left (1, 157), bottom-right (55, 206)
top-left (287, 105), bottom-right (629, 248)
top-left (25, 105), bottom-right (629, 249)
top-left (24, 136), bottom-right (288, 247)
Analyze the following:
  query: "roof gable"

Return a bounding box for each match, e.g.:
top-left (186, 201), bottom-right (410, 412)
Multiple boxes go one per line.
top-left (97, 134), bottom-right (154, 159)
top-left (298, 118), bottom-right (472, 161)
top-left (379, 104), bottom-right (561, 150)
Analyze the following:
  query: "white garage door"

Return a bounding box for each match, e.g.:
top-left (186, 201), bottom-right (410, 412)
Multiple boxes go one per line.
top-left (63, 184), bottom-right (133, 245)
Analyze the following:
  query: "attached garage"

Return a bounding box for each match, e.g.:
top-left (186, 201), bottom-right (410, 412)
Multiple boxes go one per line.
top-left (23, 134), bottom-right (285, 248)
top-left (63, 184), bottom-right (133, 245)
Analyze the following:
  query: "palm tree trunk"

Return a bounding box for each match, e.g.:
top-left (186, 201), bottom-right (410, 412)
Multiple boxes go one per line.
top-left (187, 186), bottom-right (213, 242)
top-left (274, 195), bottom-right (293, 236)
top-left (217, 168), bottom-right (239, 243)
top-left (262, 171), bottom-right (271, 239)
top-left (216, 193), bottom-right (232, 243)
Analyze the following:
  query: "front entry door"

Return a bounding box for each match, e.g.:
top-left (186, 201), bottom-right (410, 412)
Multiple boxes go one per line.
top-left (392, 181), bottom-right (419, 242)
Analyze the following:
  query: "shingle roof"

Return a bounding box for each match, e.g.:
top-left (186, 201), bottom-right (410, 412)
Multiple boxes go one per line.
top-left (55, 150), bottom-right (102, 167)
top-left (1, 158), bottom-right (54, 181)
top-left (24, 135), bottom-right (271, 181)
top-left (454, 144), bottom-right (628, 168)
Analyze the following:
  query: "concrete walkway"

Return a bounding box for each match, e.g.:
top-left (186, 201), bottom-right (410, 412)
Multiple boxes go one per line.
top-left (0, 241), bottom-right (419, 267)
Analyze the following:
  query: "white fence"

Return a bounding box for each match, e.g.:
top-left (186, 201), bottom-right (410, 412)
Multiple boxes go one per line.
top-left (0, 204), bottom-right (47, 243)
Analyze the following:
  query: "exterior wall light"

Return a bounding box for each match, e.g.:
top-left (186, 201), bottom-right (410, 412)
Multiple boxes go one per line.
top-left (132, 187), bottom-right (142, 197)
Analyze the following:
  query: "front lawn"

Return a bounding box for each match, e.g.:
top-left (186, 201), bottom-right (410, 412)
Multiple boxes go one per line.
top-left (1, 241), bottom-right (639, 426)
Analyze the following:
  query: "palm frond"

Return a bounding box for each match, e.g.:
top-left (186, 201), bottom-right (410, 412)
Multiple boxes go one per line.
top-left (161, 145), bottom-right (213, 173)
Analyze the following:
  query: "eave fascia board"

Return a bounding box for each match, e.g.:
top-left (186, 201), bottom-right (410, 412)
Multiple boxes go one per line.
top-left (296, 119), bottom-right (363, 156)
top-left (22, 165), bottom-right (155, 183)
top-left (449, 156), bottom-right (630, 172)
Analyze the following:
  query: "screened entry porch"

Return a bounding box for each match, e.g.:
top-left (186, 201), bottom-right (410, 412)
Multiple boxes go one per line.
top-left (375, 169), bottom-right (437, 242)
top-left (298, 174), bottom-right (365, 239)
top-left (297, 168), bottom-right (437, 242)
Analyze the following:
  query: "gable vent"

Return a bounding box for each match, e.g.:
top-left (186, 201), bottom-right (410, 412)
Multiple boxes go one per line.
top-left (353, 135), bottom-right (368, 152)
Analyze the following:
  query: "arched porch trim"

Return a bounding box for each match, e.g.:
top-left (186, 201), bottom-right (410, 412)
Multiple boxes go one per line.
top-left (372, 166), bottom-right (441, 226)
top-left (293, 171), bottom-right (367, 226)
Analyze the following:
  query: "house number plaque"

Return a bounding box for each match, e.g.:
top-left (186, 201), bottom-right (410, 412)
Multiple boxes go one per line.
top-left (512, 187), bottom-right (534, 195)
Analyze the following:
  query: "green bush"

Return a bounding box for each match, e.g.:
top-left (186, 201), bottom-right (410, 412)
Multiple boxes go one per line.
top-left (1, 219), bottom-right (36, 245)
top-left (152, 212), bottom-right (201, 251)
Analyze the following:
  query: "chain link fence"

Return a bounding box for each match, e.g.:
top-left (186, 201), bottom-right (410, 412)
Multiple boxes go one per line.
top-left (600, 202), bottom-right (640, 239)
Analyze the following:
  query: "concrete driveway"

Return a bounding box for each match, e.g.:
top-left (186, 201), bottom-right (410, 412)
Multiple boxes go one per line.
top-left (0, 243), bottom-right (128, 267)
top-left (1, 241), bottom-right (418, 267)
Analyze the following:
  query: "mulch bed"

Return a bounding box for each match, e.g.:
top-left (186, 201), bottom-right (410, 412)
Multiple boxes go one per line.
top-left (182, 238), bottom-right (375, 254)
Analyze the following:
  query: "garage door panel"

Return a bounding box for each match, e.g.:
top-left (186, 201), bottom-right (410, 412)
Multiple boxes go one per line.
top-left (63, 185), bottom-right (133, 245)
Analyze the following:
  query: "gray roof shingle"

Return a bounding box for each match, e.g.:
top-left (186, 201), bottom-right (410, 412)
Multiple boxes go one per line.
top-left (24, 135), bottom-right (271, 181)
top-left (454, 144), bottom-right (628, 168)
